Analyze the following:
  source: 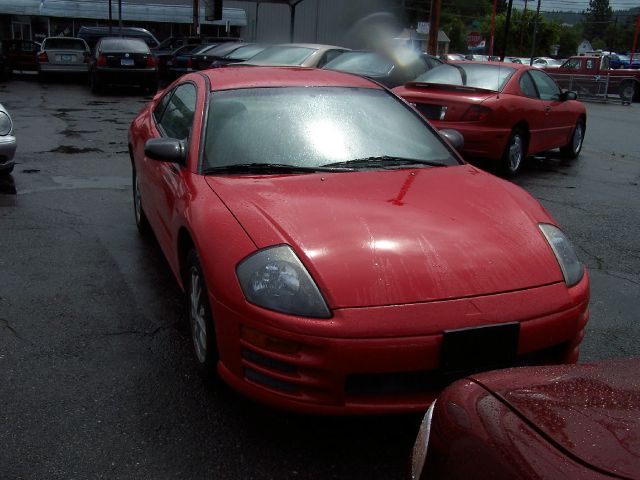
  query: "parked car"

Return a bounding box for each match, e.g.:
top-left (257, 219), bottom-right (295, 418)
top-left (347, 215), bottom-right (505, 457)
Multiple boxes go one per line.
top-left (160, 44), bottom-right (202, 78)
top-left (153, 36), bottom-right (237, 77)
top-left (393, 62), bottom-right (586, 176)
top-left (167, 42), bottom-right (220, 79)
top-left (464, 54), bottom-right (499, 62)
top-left (171, 42), bottom-right (246, 78)
top-left (187, 42), bottom-right (256, 71)
top-left (532, 57), bottom-right (563, 68)
top-left (322, 49), bottom-right (437, 88)
top-left (129, 66), bottom-right (589, 414)
top-left (37, 37), bottom-right (90, 79)
top-left (0, 103), bottom-right (16, 174)
top-left (208, 43), bottom-right (268, 68)
top-left (410, 357), bottom-right (640, 479)
top-left (240, 43), bottom-right (349, 68)
top-left (89, 37), bottom-right (158, 93)
top-left (78, 26), bottom-right (160, 51)
top-left (3, 39), bottom-right (40, 73)
top-left (440, 53), bottom-right (466, 62)
top-left (609, 53), bottom-right (640, 69)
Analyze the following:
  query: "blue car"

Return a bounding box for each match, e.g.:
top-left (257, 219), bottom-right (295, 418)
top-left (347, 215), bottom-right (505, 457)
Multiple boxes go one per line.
top-left (609, 53), bottom-right (640, 69)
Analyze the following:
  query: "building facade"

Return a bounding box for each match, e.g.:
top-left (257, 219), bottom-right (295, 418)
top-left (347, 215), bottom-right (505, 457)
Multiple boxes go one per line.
top-left (0, 0), bottom-right (407, 49)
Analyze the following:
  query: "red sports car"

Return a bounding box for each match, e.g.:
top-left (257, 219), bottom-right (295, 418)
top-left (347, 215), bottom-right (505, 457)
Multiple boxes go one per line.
top-left (128, 67), bottom-right (590, 414)
top-left (393, 62), bottom-right (586, 176)
top-left (410, 357), bottom-right (640, 479)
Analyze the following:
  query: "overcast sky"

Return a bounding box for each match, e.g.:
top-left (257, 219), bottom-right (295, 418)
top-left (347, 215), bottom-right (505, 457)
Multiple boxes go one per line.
top-left (512, 0), bottom-right (639, 13)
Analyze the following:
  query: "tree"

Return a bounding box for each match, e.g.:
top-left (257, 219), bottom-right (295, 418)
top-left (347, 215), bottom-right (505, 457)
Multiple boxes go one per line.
top-left (583, 0), bottom-right (613, 41)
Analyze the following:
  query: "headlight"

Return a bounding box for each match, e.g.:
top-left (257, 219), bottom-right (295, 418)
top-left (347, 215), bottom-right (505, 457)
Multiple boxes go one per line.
top-left (539, 224), bottom-right (584, 287)
top-left (236, 245), bottom-right (331, 318)
top-left (0, 111), bottom-right (12, 136)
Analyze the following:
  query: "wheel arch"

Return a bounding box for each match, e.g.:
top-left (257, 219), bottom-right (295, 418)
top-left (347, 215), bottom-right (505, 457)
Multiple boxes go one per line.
top-left (512, 121), bottom-right (530, 154)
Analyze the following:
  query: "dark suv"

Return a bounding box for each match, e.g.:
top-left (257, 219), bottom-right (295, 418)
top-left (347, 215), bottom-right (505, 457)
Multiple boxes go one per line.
top-left (78, 26), bottom-right (160, 51)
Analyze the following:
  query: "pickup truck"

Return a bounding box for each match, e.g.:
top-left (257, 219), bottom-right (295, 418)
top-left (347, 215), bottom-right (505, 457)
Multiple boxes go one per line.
top-left (545, 55), bottom-right (640, 103)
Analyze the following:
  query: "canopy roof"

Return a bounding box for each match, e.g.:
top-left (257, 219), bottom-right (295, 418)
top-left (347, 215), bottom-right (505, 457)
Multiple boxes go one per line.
top-left (0, 0), bottom-right (247, 26)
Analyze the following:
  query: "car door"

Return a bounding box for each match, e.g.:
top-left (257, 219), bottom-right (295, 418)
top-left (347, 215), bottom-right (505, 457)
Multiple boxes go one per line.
top-left (516, 70), bottom-right (547, 154)
top-left (146, 80), bottom-right (200, 255)
top-left (529, 69), bottom-right (574, 150)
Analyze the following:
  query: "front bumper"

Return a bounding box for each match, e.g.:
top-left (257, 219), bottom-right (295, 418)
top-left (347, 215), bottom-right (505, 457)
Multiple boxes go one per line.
top-left (0, 134), bottom-right (17, 172)
top-left (213, 271), bottom-right (590, 414)
top-left (429, 120), bottom-right (511, 161)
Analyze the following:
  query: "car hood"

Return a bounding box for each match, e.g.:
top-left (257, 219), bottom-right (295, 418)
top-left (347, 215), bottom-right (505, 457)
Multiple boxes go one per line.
top-left (472, 358), bottom-right (640, 478)
top-left (205, 164), bottom-right (562, 308)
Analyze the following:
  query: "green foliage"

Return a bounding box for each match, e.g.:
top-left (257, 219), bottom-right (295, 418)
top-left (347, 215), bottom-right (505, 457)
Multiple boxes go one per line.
top-left (583, 0), bottom-right (613, 41)
top-left (480, 9), bottom-right (560, 57)
top-left (557, 25), bottom-right (582, 57)
top-left (441, 14), bottom-right (468, 53)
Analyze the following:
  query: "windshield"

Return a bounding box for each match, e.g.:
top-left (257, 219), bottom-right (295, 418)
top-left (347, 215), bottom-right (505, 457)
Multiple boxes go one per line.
top-left (247, 46), bottom-right (316, 65)
top-left (225, 44), bottom-right (265, 60)
top-left (324, 52), bottom-right (393, 76)
top-left (44, 38), bottom-right (86, 50)
top-left (98, 38), bottom-right (149, 53)
top-left (203, 87), bottom-right (458, 172)
top-left (193, 43), bottom-right (219, 55)
top-left (199, 42), bottom-right (243, 57)
top-left (413, 63), bottom-right (515, 91)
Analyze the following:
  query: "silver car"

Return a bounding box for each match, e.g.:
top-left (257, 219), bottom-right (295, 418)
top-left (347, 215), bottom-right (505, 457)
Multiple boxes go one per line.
top-left (240, 43), bottom-right (349, 68)
top-left (37, 37), bottom-right (91, 77)
top-left (0, 103), bottom-right (16, 174)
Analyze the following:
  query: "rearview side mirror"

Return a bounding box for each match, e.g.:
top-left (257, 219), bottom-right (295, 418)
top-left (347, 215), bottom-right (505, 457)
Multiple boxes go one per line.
top-left (144, 138), bottom-right (186, 164)
top-left (561, 90), bottom-right (578, 101)
top-left (440, 129), bottom-right (464, 150)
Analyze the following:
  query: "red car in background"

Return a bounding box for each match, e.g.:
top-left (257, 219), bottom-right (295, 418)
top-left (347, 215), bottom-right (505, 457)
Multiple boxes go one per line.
top-left (410, 357), bottom-right (640, 479)
top-left (129, 67), bottom-right (589, 414)
top-left (393, 62), bottom-right (586, 177)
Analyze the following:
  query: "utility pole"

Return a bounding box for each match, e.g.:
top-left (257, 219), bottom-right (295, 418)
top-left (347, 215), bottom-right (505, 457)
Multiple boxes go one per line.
top-left (428, 0), bottom-right (441, 55)
top-left (489, 0), bottom-right (497, 57)
top-left (528, 0), bottom-right (541, 65)
top-left (193, 0), bottom-right (200, 36)
top-left (108, 0), bottom-right (112, 33)
top-left (118, 0), bottom-right (122, 34)
top-left (500, 0), bottom-right (514, 61)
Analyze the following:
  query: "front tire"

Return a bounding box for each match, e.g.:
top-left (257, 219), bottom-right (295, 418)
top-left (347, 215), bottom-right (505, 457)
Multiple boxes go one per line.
top-left (186, 250), bottom-right (218, 376)
top-left (560, 119), bottom-right (585, 159)
top-left (501, 128), bottom-right (527, 177)
top-left (620, 80), bottom-right (635, 104)
top-left (132, 168), bottom-right (150, 235)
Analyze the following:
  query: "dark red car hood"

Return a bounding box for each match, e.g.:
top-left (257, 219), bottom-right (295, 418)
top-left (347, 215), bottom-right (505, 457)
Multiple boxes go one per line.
top-left (205, 164), bottom-right (562, 308)
top-left (472, 358), bottom-right (640, 478)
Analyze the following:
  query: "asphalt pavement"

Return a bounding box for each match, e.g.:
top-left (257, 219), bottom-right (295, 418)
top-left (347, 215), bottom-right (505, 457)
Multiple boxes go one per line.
top-left (0, 77), bottom-right (639, 479)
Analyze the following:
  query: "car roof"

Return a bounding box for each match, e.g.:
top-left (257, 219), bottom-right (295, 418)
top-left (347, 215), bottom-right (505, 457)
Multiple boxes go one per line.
top-left (201, 66), bottom-right (383, 92)
top-left (271, 43), bottom-right (346, 50)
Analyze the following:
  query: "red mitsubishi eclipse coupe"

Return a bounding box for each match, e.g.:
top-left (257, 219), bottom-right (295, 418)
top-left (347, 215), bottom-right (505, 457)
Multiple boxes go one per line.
top-left (128, 67), bottom-right (590, 414)
top-left (393, 62), bottom-right (586, 177)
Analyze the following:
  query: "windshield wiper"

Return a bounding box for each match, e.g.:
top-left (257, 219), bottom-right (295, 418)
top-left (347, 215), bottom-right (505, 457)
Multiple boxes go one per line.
top-left (322, 156), bottom-right (447, 169)
top-left (202, 163), bottom-right (348, 175)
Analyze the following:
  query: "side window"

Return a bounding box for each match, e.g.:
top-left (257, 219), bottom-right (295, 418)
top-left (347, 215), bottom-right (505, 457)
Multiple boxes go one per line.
top-left (529, 70), bottom-right (561, 101)
top-left (158, 83), bottom-right (197, 140)
top-left (154, 89), bottom-right (174, 123)
top-left (519, 72), bottom-right (538, 98)
top-left (562, 58), bottom-right (581, 70)
top-left (317, 49), bottom-right (344, 68)
top-left (586, 59), bottom-right (595, 70)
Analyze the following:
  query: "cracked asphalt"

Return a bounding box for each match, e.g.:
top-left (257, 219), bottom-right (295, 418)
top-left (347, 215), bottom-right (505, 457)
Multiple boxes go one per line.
top-left (1, 78), bottom-right (639, 480)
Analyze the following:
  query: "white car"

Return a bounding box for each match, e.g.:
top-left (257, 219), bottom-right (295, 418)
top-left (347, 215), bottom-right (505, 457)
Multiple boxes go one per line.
top-left (0, 103), bottom-right (16, 174)
top-left (532, 57), bottom-right (564, 68)
top-left (37, 37), bottom-right (91, 78)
